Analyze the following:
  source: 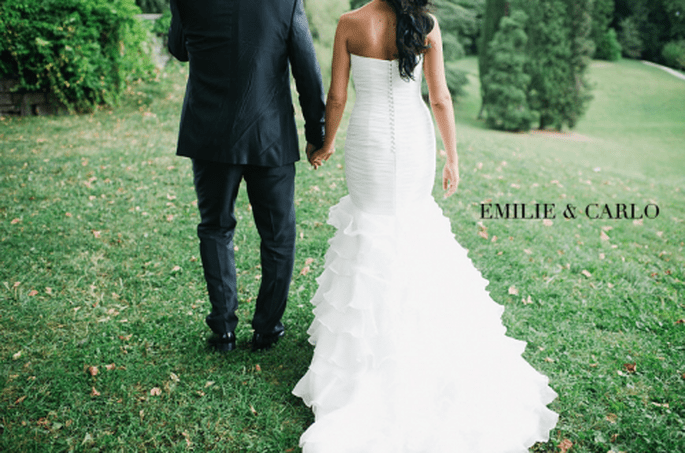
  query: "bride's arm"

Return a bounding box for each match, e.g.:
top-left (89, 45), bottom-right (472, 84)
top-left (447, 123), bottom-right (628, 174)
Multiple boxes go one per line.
top-left (309, 15), bottom-right (352, 169)
top-left (424, 17), bottom-right (459, 197)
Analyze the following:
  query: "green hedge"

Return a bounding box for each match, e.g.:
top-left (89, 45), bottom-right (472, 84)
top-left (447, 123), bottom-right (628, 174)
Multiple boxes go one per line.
top-left (0, 0), bottom-right (155, 112)
top-left (662, 40), bottom-right (685, 71)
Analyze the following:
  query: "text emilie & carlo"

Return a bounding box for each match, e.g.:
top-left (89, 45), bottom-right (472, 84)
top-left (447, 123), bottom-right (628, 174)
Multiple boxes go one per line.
top-left (480, 203), bottom-right (660, 220)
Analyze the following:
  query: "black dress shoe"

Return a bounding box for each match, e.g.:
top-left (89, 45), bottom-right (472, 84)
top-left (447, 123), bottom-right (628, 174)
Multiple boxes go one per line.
top-left (207, 331), bottom-right (236, 352)
top-left (251, 325), bottom-right (285, 352)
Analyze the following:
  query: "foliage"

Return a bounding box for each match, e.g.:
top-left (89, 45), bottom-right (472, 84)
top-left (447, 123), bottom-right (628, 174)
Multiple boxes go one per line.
top-left (590, 0), bottom-right (616, 60)
top-left (135, 0), bottom-right (169, 14)
top-left (477, 0), bottom-right (506, 117)
top-left (481, 11), bottom-right (533, 131)
top-left (595, 28), bottom-right (622, 61)
top-left (0, 0), bottom-right (155, 113)
top-left (505, 0), bottom-right (593, 131)
top-left (618, 16), bottom-right (645, 59)
top-left (434, 0), bottom-right (485, 56)
top-left (564, 0), bottom-right (594, 127)
top-left (152, 8), bottom-right (172, 37)
top-left (662, 39), bottom-right (685, 69)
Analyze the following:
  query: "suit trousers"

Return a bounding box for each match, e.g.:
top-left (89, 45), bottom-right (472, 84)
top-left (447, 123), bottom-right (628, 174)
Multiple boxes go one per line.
top-left (192, 159), bottom-right (296, 335)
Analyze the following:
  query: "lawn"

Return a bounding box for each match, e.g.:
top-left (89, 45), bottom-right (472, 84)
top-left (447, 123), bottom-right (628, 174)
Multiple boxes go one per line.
top-left (1, 57), bottom-right (684, 452)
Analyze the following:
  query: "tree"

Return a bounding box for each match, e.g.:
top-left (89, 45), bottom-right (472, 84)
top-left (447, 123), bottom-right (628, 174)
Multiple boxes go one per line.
top-left (618, 16), bottom-right (644, 58)
top-left (481, 10), bottom-right (533, 131)
top-left (591, 0), bottom-right (620, 60)
top-left (520, 0), bottom-right (592, 130)
top-left (477, 0), bottom-right (507, 118)
top-left (564, 0), bottom-right (594, 128)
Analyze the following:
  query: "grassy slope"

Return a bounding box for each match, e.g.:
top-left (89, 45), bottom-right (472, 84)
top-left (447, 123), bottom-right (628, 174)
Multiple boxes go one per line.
top-left (0, 57), bottom-right (683, 452)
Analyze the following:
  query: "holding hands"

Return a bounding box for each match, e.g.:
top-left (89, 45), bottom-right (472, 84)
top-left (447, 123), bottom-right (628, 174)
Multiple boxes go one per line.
top-left (306, 142), bottom-right (334, 170)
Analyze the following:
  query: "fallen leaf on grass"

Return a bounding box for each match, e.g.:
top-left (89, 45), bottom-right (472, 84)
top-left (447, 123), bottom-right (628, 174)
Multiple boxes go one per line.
top-left (91, 387), bottom-right (101, 396)
top-left (12, 351), bottom-right (22, 360)
top-left (581, 270), bottom-right (592, 278)
top-left (255, 364), bottom-right (262, 372)
top-left (605, 413), bottom-right (618, 423)
top-left (150, 387), bottom-right (162, 396)
top-left (623, 363), bottom-right (636, 373)
top-left (522, 295), bottom-right (533, 305)
top-left (118, 334), bottom-right (132, 341)
top-left (508, 286), bottom-right (519, 296)
top-left (249, 404), bottom-right (258, 416)
top-left (300, 257), bottom-right (315, 276)
top-left (87, 366), bottom-right (98, 376)
top-left (477, 222), bottom-right (488, 240)
top-left (27, 289), bottom-right (38, 296)
top-left (14, 395), bottom-right (27, 405)
top-left (171, 265), bottom-right (182, 273)
top-left (204, 381), bottom-right (215, 388)
top-left (10, 218), bottom-right (21, 225)
top-left (182, 431), bottom-right (192, 447)
top-left (600, 231), bottom-right (610, 241)
top-left (170, 372), bottom-right (180, 382)
top-left (558, 438), bottom-right (573, 453)
top-left (542, 219), bottom-right (553, 226)
top-left (92, 230), bottom-right (101, 238)
top-left (106, 363), bottom-right (116, 371)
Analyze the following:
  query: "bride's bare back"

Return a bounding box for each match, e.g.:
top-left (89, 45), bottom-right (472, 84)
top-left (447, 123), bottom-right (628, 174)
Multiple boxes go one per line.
top-left (344, 0), bottom-right (398, 60)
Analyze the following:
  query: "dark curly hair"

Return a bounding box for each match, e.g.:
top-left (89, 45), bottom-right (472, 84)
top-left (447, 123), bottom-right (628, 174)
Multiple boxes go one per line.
top-left (383, 0), bottom-right (434, 80)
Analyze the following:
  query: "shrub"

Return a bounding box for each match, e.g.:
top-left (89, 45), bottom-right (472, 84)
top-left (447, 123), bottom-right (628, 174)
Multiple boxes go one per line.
top-left (662, 40), bottom-right (685, 71)
top-left (595, 28), bottom-right (622, 61)
top-left (136, 0), bottom-right (169, 14)
top-left (481, 10), bottom-right (534, 131)
top-left (0, 0), bottom-right (155, 112)
top-left (618, 17), bottom-right (644, 59)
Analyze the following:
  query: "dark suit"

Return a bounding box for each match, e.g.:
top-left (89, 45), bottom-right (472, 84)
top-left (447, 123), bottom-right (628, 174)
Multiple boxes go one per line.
top-left (169, 0), bottom-right (325, 337)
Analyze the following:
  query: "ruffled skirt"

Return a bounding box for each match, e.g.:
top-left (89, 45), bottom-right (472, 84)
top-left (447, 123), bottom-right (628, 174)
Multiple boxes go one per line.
top-left (293, 195), bottom-right (558, 452)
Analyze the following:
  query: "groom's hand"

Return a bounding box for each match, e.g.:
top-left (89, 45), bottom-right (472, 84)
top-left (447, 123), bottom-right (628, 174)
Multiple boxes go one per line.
top-left (306, 143), bottom-right (334, 170)
top-left (306, 143), bottom-right (318, 166)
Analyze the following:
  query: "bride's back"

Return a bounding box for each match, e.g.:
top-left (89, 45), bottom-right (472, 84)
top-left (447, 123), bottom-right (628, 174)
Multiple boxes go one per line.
top-left (344, 1), bottom-right (398, 60)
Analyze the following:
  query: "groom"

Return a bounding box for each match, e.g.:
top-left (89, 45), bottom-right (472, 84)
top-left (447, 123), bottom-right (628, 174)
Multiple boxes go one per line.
top-left (168, 0), bottom-right (325, 352)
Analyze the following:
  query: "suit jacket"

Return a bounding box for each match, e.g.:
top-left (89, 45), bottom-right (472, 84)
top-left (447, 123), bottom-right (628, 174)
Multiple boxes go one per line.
top-left (168, 0), bottom-right (325, 166)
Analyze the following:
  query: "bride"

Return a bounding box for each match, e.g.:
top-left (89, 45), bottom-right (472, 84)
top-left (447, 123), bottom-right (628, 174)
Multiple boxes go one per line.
top-left (293, 0), bottom-right (559, 451)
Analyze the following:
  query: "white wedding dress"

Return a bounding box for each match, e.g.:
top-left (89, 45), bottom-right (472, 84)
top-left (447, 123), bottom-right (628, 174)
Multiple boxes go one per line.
top-left (292, 54), bottom-right (558, 452)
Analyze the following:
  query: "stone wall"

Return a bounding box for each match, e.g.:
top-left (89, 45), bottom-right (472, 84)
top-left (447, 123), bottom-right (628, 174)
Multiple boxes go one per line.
top-left (0, 79), bottom-right (64, 116)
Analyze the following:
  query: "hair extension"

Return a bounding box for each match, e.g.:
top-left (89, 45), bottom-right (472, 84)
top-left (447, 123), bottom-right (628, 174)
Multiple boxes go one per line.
top-left (383, 0), bottom-right (434, 80)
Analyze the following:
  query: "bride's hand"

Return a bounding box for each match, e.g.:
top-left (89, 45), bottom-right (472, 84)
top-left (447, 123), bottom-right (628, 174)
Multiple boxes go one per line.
top-left (442, 160), bottom-right (459, 197)
top-left (309, 146), bottom-right (335, 170)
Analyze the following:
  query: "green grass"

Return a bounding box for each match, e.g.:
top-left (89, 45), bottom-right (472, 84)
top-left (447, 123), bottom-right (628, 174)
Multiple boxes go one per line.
top-left (1, 57), bottom-right (684, 452)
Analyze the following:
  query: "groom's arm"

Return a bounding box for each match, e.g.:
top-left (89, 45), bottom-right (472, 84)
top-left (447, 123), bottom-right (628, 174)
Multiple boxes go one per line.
top-left (168, 0), bottom-right (189, 62)
top-left (287, 0), bottom-right (326, 150)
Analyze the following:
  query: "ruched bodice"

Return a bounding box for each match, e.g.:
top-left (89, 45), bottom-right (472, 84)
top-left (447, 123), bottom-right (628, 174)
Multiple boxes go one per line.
top-left (345, 54), bottom-right (436, 215)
